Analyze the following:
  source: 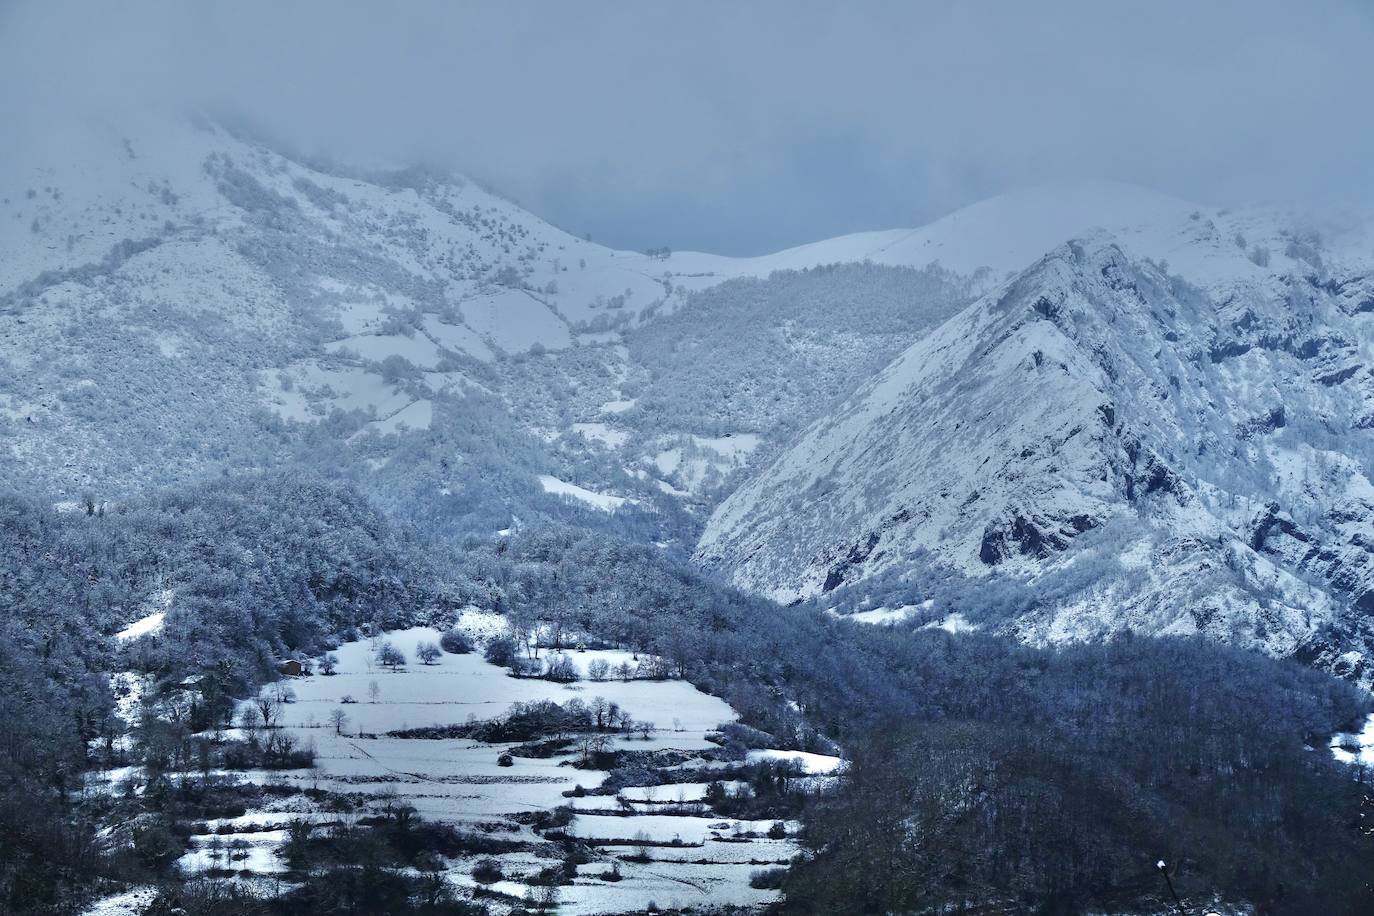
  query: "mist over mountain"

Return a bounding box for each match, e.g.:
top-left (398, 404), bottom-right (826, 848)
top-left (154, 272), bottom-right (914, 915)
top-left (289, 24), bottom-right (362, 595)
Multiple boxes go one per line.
top-left (5, 5), bottom-right (1374, 914)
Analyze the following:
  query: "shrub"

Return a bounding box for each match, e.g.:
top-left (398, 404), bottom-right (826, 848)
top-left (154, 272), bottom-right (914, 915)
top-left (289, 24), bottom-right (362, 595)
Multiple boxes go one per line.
top-left (440, 629), bottom-right (472, 654)
top-left (544, 654), bottom-right (579, 683)
top-left (376, 641), bottom-right (406, 671)
top-left (509, 656), bottom-right (542, 678)
top-left (484, 636), bottom-right (518, 667)
top-left (497, 753), bottom-right (514, 767)
top-left (472, 858), bottom-right (504, 884)
top-left (132, 821), bottom-right (184, 871)
top-left (750, 867), bottom-right (787, 889)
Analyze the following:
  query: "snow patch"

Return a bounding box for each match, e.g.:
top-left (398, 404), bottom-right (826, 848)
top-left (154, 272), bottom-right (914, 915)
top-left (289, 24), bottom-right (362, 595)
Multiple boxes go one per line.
top-left (115, 611), bottom-right (166, 642)
top-left (745, 749), bottom-right (844, 775)
top-left (539, 474), bottom-right (629, 511)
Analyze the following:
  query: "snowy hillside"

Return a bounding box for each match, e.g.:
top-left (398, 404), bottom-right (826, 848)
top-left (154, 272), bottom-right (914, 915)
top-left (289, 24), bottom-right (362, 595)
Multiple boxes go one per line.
top-left (0, 115), bottom-right (967, 512)
top-left (10, 112), bottom-right (1374, 652)
top-left (3, 115), bottom-right (1324, 508)
top-left (699, 227), bottom-right (1374, 679)
top-left (0, 117), bottom-right (1096, 526)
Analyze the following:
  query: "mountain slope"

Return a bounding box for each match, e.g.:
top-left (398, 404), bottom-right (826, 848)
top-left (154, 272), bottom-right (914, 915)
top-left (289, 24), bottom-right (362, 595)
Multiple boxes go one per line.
top-left (3, 116), bottom-right (1205, 518)
top-left (697, 231), bottom-right (1374, 677)
top-left (8, 112), bottom-right (1374, 592)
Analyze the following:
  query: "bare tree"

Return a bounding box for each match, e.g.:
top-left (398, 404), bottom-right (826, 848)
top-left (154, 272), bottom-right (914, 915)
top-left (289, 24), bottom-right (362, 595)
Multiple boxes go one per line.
top-left (238, 705), bottom-right (264, 744)
top-left (376, 641), bottom-right (407, 671)
top-left (254, 692), bottom-right (280, 729)
top-left (328, 708), bottom-right (349, 736)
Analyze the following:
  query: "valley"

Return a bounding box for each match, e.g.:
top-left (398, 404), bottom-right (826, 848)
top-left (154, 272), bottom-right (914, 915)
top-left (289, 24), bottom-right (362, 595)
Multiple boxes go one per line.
top-left (86, 622), bottom-right (821, 914)
top-left (4, 108), bottom-right (1374, 916)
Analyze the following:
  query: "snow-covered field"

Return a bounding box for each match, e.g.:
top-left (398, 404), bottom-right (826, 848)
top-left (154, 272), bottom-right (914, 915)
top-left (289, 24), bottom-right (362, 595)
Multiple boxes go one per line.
top-left (80, 887), bottom-right (159, 916)
top-left (1331, 713), bottom-right (1374, 766)
top-left (745, 749), bottom-right (843, 775)
top-left (538, 475), bottom-right (632, 511)
top-left (92, 623), bottom-right (806, 913)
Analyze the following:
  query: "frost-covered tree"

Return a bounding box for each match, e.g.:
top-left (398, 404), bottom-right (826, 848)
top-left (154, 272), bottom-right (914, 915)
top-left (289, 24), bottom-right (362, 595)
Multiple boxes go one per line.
top-left (376, 642), bottom-right (407, 671)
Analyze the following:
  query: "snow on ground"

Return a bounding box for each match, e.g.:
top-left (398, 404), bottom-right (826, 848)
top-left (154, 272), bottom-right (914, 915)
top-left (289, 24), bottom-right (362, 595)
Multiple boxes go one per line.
top-left (745, 749), bottom-right (844, 775)
top-left (334, 299), bottom-right (386, 335)
top-left (830, 601), bottom-right (971, 629)
top-left (109, 672), bottom-right (146, 722)
top-left (268, 629), bottom-right (733, 744)
top-left (115, 611), bottom-right (166, 642)
top-left (91, 623), bottom-right (804, 911)
top-left (0, 392), bottom-right (45, 422)
top-left (261, 361), bottom-right (410, 423)
top-left (650, 432), bottom-right (761, 495)
top-left (598, 837), bottom-right (795, 865)
top-left (1331, 713), bottom-right (1374, 766)
top-left (559, 648), bottom-right (653, 679)
top-left (80, 887), bottom-right (158, 916)
top-left (695, 433), bottom-right (761, 460)
top-left (363, 398), bottom-right (433, 436)
top-left (454, 606), bottom-right (511, 644)
top-left (270, 626), bottom-right (789, 908)
top-left (839, 604), bottom-right (919, 626)
top-left (618, 781), bottom-right (747, 803)
top-left (599, 398), bottom-right (636, 414)
top-left (565, 814), bottom-right (793, 845)
top-left (325, 332), bottom-right (447, 369)
top-left (179, 830), bottom-right (290, 875)
top-left (114, 589), bottom-right (173, 641)
top-left (256, 627), bottom-right (789, 909)
top-left (538, 474), bottom-right (630, 511)
top-left (556, 861), bottom-right (786, 916)
top-left (570, 422), bottom-right (630, 449)
top-left (923, 612), bottom-right (978, 634)
top-left (421, 315), bottom-right (495, 362)
top-left (458, 288), bottom-right (571, 353)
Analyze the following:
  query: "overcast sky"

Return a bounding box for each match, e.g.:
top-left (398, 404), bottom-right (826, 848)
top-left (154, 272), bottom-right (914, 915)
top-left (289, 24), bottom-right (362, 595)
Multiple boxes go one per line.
top-left (5, 0), bottom-right (1372, 255)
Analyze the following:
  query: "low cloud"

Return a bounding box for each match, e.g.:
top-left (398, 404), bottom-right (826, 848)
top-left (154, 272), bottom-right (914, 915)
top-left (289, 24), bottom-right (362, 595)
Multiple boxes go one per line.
top-left (5, 0), bottom-right (1371, 253)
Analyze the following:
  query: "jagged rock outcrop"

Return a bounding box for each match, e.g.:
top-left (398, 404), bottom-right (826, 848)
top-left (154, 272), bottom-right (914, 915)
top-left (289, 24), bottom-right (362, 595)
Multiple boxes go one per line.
top-left (698, 228), bottom-right (1374, 676)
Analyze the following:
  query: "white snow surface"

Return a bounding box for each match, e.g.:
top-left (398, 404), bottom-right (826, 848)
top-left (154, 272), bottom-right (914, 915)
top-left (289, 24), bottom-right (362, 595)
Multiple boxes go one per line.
top-left (1331, 713), bottom-right (1374, 766)
top-left (538, 474), bottom-right (630, 511)
top-left (745, 749), bottom-right (844, 775)
top-left (699, 232), bottom-right (1374, 674)
top-left (80, 887), bottom-right (158, 916)
top-left (115, 611), bottom-right (166, 642)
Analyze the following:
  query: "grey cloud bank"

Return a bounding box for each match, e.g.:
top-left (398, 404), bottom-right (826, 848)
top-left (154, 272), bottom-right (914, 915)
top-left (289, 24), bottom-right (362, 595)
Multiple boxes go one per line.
top-left (4, 0), bottom-right (1371, 254)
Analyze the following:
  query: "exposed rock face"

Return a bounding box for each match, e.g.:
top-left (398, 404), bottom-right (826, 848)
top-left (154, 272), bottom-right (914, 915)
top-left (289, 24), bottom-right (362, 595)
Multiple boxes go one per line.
top-left (698, 228), bottom-right (1374, 678)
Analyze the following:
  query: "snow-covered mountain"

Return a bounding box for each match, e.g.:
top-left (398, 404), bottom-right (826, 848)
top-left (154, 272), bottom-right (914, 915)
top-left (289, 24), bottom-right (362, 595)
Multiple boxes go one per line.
top-left (11, 113), bottom-right (1374, 681)
top-left (0, 114), bottom-right (884, 506)
top-left (0, 115), bottom-right (1218, 515)
top-left (698, 207), bottom-right (1374, 680)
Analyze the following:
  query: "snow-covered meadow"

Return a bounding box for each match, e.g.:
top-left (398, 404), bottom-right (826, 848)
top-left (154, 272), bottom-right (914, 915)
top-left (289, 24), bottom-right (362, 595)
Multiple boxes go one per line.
top-left (1331, 713), bottom-right (1374, 767)
top-left (108, 621), bottom-right (814, 913)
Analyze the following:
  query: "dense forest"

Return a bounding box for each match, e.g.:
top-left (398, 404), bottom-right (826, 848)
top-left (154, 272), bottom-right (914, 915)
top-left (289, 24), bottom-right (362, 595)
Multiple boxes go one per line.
top-left (2, 473), bottom-right (1370, 913)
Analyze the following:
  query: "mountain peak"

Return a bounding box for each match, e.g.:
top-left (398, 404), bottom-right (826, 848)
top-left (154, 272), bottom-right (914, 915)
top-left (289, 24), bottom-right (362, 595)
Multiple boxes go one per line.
top-left (698, 227), bottom-right (1374, 678)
